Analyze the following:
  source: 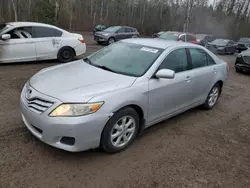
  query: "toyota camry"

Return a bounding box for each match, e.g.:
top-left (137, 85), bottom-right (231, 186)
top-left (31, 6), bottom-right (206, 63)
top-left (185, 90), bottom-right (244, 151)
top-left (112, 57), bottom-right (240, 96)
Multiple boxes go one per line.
top-left (20, 38), bottom-right (228, 153)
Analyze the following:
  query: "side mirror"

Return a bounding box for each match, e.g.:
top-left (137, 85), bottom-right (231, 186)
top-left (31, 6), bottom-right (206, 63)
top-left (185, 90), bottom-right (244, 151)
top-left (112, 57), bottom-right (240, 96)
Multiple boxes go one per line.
top-left (155, 69), bottom-right (175, 79)
top-left (0, 34), bottom-right (11, 40)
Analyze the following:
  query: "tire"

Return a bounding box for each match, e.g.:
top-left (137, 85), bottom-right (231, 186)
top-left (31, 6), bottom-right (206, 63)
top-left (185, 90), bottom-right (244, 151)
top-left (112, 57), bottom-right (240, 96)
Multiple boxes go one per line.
top-left (202, 83), bottom-right (221, 110)
top-left (57, 47), bottom-right (75, 63)
top-left (100, 107), bottom-right (140, 153)
top-left (107, 37), bottom-right (115, 45)
top-left (235, 67), bottom-right (242, 73)
top-left (97, 41), bottom-right (102, 45)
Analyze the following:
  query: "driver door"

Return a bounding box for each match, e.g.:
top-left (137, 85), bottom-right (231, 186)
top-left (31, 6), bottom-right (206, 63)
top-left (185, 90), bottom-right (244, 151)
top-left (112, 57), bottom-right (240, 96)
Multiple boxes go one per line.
top-left (0, 27), bottom-right (36, 63)
top-left (147, 48), bottom-right (195, 124)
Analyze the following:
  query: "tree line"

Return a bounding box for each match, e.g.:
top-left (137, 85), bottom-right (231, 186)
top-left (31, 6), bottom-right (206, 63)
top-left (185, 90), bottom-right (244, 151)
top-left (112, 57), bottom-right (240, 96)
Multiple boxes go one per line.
top-left (0, 0), bottom-right (250, 39)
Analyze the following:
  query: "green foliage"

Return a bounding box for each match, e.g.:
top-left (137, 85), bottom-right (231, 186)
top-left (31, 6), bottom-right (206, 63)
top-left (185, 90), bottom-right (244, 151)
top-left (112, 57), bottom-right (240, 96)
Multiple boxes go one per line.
top-left (35, 0), bottom-right (56, 24)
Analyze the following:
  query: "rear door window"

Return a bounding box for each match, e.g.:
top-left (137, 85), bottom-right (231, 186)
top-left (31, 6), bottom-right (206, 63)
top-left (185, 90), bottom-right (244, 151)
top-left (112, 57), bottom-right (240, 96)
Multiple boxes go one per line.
top-left (189, 48), bottom-right (216, 68)
top-left (125, 28), bottom-right (132, 33)
top-left (33, 27), bottom-right (62, 38)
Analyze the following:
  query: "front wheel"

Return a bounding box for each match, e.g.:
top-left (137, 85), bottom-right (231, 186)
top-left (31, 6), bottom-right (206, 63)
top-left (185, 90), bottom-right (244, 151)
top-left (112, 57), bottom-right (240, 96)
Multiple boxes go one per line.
top-left (100, 107), bottom-right (140, 153)
top-left (107, 37), bottom-right (115, 45)
top-left (202, 83), bottom-right (221, 110)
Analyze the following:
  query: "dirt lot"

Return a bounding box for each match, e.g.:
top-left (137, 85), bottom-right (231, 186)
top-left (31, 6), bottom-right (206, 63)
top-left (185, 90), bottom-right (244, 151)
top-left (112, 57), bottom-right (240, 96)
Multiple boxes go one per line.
top-left (0, 34), bottom-right (249, 188)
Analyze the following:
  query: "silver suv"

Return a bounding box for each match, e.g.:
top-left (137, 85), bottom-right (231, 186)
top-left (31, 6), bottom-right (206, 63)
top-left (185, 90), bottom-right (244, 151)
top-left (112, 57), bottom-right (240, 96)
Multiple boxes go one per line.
top-left (94, 26), bottom-right (140, 45)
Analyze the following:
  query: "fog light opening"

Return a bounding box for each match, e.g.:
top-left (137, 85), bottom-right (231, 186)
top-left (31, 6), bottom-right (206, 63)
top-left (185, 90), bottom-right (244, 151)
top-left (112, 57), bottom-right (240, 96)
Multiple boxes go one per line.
top-left (60, 137), bottom-right (75, 146)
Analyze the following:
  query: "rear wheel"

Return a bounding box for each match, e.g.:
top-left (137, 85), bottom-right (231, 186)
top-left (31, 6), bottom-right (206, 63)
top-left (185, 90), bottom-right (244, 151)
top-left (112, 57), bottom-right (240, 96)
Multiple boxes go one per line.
top-left (57, 47), bottom-right (75, 63)
top-left (100, 107), bottom-right (139, 153)
top-left (202, 83), bottom-right (221, 110)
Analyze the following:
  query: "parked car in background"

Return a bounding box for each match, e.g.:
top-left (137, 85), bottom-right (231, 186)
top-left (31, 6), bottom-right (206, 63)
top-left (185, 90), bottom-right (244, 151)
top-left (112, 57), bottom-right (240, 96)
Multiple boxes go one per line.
top-left (236, 37), bottom-right (250, 53)
top-left (93, 24), bottom-right (106, 35)
top-left (0, 22), bottom-right (86, 63)
top-left (94, 26), bottom-right (140, 45)
top-left (158, 31), bottom-right (199, 44)
top-left (152, 31), bottom-right (166, 38)
top-left (235, 49), bottom-right (250, 73)
top-left (207, 39), bottom-right (236, 55)
top-left (196, 34), bottom-right (216, 47)
top-left (20, 38), bottom-right (228, 153)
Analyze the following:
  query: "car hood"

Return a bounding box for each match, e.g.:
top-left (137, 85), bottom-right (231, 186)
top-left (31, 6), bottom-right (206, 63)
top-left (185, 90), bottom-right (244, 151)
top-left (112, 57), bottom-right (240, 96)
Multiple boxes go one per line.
top-left (240, 49), bottom-right (250, 56)
top-left (29, 60), bottom-right (136, 102)
top-left (95, 31), bottom-right (112, 36)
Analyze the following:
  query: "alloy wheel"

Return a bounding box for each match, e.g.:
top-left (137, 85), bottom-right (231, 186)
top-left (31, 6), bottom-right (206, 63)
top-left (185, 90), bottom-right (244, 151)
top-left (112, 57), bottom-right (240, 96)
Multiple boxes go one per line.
top-left (110, 116), bottom-right (136, 148)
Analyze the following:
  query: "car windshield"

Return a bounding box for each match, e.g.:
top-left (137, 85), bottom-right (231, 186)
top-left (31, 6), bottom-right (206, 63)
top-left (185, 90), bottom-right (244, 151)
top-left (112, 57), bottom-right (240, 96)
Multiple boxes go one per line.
top-left (159, 32), bottom-right (178, 40)
top-left (196, 34), bottom-right (206, 40)
top-left (86, 42), bottom-right (164, 77)
top-left (103, 26), bottom-right (121, 33)
top-left (239, 38), bottom-right (250, 42)
top-left (211, 39), bottom-right (228, 45)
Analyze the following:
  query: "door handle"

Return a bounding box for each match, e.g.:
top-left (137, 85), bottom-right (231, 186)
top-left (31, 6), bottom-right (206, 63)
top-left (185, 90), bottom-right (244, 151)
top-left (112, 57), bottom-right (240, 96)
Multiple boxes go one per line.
top-left (185, 76), bottom-right (191, 82)
top-left (213, 68), bottom-right (217, 73)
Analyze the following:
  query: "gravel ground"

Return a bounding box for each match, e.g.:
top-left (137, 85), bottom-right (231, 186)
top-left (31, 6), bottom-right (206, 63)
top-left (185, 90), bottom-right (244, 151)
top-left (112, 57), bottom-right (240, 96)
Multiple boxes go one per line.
top-left (0, 34), bottom-right (249, 188)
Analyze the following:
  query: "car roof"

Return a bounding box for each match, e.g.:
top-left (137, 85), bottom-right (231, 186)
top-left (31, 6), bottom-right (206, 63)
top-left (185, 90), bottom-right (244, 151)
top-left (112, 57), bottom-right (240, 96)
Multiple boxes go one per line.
top-left (167, 31), bottom-right (196, 36)
top-left (6, 22), bottom-right (64, 30)
top-left (122, 38), bottom-right (198, 49)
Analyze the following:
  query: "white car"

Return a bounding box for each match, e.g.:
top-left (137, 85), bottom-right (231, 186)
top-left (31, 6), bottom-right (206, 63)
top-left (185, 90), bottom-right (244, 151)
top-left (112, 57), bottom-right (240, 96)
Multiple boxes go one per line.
top-left (0, 22), bottom-right (86, 63)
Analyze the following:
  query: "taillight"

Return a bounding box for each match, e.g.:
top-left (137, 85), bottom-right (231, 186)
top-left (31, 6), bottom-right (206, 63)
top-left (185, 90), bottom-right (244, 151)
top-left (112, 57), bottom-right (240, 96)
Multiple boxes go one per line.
top-left (78, 38), bottom-right (84, 43)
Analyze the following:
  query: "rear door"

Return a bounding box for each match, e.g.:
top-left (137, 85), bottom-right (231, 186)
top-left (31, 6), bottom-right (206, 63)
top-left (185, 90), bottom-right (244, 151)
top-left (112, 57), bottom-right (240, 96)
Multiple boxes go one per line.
top-left (115, 27), bottom-right (127, 41)
top-left (227, 40), bottom-right (236, 53)
top-left (0, 26), bottom-right (36, 63)
top-left (32, 26), bottom-right (63, 60)
top-left (187, 48), bottom-right (217, 103)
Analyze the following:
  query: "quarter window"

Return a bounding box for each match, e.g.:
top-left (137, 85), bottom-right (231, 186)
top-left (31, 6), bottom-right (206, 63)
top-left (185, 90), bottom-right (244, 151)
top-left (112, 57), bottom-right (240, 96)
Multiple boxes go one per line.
top-left (33, 27), bottom-right (62, 38)
top-left (158, 48), bottom-right (188, 73)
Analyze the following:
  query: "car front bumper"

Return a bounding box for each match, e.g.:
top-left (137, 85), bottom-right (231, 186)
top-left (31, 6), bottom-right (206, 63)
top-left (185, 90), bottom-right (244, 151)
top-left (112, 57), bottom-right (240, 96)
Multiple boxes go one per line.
top-left (235, 56), bottom-right (250, 71)
top-left (94, 35), bottom-right (109, 42)
top-left (20, 87), bottom-right (110, 152)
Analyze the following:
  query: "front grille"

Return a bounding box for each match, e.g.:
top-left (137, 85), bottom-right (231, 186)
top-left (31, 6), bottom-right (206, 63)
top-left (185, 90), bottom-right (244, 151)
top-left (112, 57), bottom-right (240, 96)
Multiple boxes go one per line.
top-left (24, 97), bottom-right (54, 114)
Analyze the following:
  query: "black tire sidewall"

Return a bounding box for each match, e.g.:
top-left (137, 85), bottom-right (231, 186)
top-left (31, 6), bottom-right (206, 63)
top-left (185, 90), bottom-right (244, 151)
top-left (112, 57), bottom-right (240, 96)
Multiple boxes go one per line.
top-left (58, 47), bottom-right (74, 63)
top-left (100, 107), bottom-right (140, 153)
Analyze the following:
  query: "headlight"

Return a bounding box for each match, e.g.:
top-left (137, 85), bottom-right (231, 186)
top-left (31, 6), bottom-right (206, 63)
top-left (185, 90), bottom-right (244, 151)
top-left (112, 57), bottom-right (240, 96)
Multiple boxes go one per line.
top-left (49, 102), bottom-right (104, 117)
top-left (103, 33), bottom-right (109, 36)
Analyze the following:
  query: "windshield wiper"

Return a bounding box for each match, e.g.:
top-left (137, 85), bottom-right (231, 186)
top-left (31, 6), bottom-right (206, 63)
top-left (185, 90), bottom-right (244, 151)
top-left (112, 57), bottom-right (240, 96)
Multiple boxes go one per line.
top-left (83, 57), bottom-right (92, 65)
top-left (94, 65), bottom-right (117, 73)
top-left (84, 58), bottom-right (117, 73)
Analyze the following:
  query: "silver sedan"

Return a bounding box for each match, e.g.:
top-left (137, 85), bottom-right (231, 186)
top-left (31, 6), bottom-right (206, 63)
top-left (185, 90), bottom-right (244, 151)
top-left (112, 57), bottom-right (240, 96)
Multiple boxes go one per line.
top-left (20, 38), bottom-right (228, 153)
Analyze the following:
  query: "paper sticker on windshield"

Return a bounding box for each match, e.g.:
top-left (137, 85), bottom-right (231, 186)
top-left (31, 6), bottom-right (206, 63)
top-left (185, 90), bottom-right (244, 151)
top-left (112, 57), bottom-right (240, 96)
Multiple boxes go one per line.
top-left (140, 47), bottom-right (159, 53)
